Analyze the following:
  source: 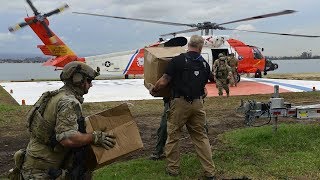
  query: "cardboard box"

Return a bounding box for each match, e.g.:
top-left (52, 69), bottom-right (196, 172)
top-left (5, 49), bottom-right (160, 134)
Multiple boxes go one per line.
top-left (85, 103), bottom-right (143, 169)
top-left (144, 46), bottom-right (186, 97)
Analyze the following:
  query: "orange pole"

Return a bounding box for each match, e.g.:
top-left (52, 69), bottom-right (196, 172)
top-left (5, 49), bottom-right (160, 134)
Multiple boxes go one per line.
top-left (22, 99), bottom-right (26, 105)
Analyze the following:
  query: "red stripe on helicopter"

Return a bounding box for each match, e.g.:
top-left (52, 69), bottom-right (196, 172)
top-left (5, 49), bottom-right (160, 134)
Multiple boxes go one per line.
top-left (124, 48), bottom-right (144, 75)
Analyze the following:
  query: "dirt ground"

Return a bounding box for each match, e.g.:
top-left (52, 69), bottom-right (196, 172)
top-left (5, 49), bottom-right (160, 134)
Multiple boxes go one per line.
top-left (0, 107), bottom-right (247, 177)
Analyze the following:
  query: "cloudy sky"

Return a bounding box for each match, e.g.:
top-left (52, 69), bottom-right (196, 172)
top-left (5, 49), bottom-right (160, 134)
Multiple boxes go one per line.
top-left (1, 0), bottom-right (319, 57)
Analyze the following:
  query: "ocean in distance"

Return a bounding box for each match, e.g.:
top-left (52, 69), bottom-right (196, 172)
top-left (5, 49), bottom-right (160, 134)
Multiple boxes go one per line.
top-left (1, 59), bottom-right (320, 81)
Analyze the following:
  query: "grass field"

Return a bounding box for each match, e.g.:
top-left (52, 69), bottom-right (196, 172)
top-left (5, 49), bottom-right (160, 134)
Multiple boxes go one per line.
top-left (93, 124), bottom-right (320, 179)
top-left (1, 73), bottom-right (320, 179)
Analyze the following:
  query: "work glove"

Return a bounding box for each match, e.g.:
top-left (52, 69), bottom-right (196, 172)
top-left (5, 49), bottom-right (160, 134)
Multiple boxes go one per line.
top-left (92, 131), bottom-right (116, 150)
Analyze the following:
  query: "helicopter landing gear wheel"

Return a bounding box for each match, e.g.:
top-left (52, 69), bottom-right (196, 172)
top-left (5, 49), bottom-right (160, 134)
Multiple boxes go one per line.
top-left (263, 71), bottom-right (267, 76)
top-left (255, 69), bottom-right (262, 78)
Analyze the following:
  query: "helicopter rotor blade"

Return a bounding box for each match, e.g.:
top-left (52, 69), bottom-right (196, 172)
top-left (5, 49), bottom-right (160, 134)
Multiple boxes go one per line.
top-left (73, 12), bottom-right (196, 27)
top-left (26, 0), bottom-right (40, 15)
top-left (8, 21), bottom-right (30, 32)
top-left (218, 10), bottom-right (296, 26)
top-left (44, 4), bottom-right (69, 18)
top-left (224, 28), bottom-right (320, 38)
top-left (160, 28), bottom-right (200, 37)
top-left (8, 19), bottom-right (37, 32)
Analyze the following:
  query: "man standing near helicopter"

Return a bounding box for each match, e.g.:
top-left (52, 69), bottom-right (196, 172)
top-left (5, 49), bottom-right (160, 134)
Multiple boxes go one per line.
top-left (227, 53), bottom-right (238, 87)
top-left (213, 54), bottom-right (232, 97)
top-left (149, 35), bottom-right (216, 179)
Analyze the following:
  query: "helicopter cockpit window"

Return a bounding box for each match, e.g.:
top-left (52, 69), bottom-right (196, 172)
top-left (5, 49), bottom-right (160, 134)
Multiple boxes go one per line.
top-left (253, 47), bottom-right (263, 59)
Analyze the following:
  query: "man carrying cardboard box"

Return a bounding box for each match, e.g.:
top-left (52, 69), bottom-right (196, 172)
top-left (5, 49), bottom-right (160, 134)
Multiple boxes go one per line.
top-left (149, 35), bottom-right (216, 179)
top-left (11, 62), bottom-right (116, 180)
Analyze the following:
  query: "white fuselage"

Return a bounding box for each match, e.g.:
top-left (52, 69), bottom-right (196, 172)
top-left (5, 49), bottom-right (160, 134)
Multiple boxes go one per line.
top-left (85, 35), bottom-right (235, 78)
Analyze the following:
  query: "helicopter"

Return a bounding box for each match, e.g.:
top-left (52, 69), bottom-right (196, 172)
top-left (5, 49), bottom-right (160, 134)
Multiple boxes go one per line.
top-left (8, 0), bottom-right (320, 81)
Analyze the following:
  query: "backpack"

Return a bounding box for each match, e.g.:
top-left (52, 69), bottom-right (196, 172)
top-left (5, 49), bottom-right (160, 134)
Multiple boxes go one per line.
top-left (26, 89), bottom-right (61, 147)
top-left (174, 53), bottom-right (208, 98)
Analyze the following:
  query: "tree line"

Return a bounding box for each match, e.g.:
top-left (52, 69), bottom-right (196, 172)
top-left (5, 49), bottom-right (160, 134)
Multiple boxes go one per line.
top-left (0, 57), bottom-right (47, 63)
top-left (267, 51), bottom-right (319, 60)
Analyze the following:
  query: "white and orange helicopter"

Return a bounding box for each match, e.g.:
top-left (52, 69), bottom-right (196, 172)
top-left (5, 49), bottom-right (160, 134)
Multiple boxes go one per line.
top-left (8, 0), bottom-right (320, 81)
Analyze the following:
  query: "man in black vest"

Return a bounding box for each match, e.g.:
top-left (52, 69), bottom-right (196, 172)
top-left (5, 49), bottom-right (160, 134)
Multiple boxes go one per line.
top-left (150, 35), bottom-right (215, 179)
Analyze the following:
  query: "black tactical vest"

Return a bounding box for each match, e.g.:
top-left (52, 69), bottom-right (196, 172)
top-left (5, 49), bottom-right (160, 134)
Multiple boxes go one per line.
top-left (173, 53), bottom-right (208, 99)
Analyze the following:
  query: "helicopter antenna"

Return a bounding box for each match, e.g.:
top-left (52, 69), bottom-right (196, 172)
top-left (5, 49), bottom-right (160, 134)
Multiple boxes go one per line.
top-left (24, 6), bottom-right (29, 17)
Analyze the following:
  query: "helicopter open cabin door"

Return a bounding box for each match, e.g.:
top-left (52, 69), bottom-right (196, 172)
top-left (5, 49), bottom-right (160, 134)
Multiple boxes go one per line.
top-left (211, 49), bottom-right (229, 63)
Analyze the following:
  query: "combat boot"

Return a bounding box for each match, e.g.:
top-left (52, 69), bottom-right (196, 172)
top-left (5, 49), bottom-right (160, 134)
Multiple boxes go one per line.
top-left (149, 153), bottom-right (165, 160)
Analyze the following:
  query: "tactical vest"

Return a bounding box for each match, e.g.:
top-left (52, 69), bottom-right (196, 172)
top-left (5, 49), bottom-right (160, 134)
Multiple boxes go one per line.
top-left (26, 89), bottom-right (67, 148)
top-left (215, 61), bottom-right (229, 79)
top-left (173, 53), bottom-right (208, 99)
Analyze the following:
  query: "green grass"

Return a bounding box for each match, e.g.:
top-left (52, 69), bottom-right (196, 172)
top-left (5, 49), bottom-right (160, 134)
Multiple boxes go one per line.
top-left (215, 124), bottom-right (320, 179)
top-left (94, 153), bottom-right (203, 180)
top-left (94, 124), bottom-right (320, 179)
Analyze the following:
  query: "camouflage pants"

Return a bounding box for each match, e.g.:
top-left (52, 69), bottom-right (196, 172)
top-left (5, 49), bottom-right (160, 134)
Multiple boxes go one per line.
top-left (216, 79), bottom-right (229, 96)
top-left (21, 169), bottom-right (52, 179)
top-left (229, 69), bottom-right (238, 86)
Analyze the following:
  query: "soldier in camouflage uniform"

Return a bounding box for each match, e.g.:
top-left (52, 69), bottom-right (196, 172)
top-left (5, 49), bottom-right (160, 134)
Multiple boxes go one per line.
top-left (213, 56), bottom-right (232, 97)
top-left (17, 61), bottom-right (116, 179)
top-left (227, 53), bottom-right (238, 87)
top-left (213, 53), bottom-right (224, 68)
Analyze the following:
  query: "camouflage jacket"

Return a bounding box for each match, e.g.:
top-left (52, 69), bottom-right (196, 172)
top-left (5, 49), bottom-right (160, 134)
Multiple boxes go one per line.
top-left (213, 60), bottom-right (232, 79)
top-left (23, 85), bottom-right (84, 170)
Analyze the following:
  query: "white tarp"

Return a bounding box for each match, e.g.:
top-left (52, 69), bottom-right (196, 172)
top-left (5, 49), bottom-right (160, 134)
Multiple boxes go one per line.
top-left (1, 78), bottom-right (320, 105)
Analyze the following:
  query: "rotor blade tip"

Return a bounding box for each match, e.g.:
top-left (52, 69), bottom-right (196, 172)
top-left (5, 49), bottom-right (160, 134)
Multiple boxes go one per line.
top-left (63, 4), bottom-right (69, 9)
top-left (285, 10), bottom-right (297, 13)
top-left (8, 27), bottom-right (14, 32)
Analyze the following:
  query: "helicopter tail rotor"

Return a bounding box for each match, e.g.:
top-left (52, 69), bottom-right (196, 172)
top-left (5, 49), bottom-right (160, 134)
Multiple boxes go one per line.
top-left (8, 0), bottom-right (69, 39)
top-left (44, 4), bottom-right (69, 18)
top-left (26, 0), bottom-right (39, 16)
